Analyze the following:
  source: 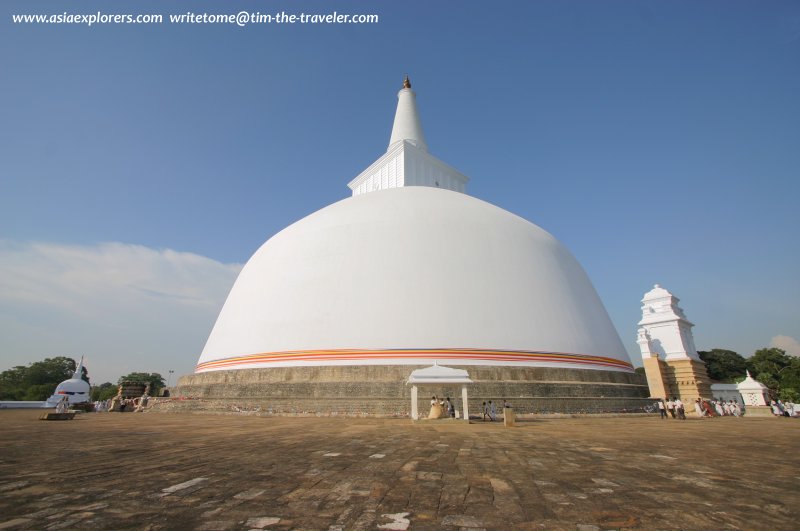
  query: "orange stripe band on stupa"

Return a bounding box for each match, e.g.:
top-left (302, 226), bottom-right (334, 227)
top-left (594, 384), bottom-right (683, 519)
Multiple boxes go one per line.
top-left (195, 348), bottom-right (634, 373)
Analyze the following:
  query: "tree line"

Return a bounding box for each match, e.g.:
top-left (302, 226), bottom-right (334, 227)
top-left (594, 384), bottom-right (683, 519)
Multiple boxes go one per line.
top-left (91, 373), bottom-right (166, 401)
top-left (697, 347), bottom-right (800, 402)
top-left (0, 357), bottom-right (165, 402)
top-left (2, 350), bottom-right (797, 403)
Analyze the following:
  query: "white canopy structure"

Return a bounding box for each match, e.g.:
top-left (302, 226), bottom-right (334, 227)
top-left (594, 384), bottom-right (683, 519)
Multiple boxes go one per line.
top-left (407, 364), bottom-right (472, 422)
top-left (407, 364), bottom-right (472, 385)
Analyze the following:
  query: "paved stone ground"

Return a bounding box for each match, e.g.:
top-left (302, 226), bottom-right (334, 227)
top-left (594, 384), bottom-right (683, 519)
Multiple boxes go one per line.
top-left (0, 410), bottom-right (797, 530)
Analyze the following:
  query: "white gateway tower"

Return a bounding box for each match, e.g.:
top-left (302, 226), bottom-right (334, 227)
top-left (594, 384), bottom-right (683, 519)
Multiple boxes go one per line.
top-left (637, 285), bottom-right (711, 401)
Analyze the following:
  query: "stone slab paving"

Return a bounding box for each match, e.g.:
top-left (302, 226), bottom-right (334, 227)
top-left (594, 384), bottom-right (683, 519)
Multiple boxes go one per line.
top-left (0, 410), bottom-right (797, 530)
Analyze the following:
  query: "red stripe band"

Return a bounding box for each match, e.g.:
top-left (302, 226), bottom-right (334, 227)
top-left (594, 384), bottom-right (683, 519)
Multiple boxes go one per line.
top-left (195, 348), bottom-right (634, 373)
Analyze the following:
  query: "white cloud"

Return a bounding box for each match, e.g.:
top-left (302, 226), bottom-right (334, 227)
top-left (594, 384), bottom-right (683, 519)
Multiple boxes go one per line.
top-left (770, 335), bottom-right (800, 357)
top-left (0, 240), bottom-right (242, 383)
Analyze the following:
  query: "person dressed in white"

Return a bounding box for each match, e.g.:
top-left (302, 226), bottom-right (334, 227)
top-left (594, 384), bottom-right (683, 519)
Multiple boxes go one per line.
top-left (428, 396), bottom-right (443, 419)
top-left (657, 399), bottom-right (667, 419)
top-left (694, 399), bottom-right (706, 418)
top-left (714, 400), bottom-right (725, 417)
top-left (446, 397), bottom-right (456, 418)
top-left (723, 401), bottom-right (732, 416)
top-left (674, 398), bottom-right (685, 420)
top-left (55, 395), bottom-right (69, 414)
top-left (488, 400), bottom-right (497, 421)
top-left (666, 398), bottom-right (675, 418)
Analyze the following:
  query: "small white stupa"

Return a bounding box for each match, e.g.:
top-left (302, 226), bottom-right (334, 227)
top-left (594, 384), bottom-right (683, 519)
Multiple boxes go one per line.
top-left (45, 357), bottom-right (90, 407)
top-left (737, 371), bottom-right (771, 407)
top-left (733, 371), bottom-right (773, 417)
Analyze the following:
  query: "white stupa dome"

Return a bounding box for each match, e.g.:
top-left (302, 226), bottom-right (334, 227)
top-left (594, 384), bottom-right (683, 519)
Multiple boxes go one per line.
top-left (196, 77), bottom-right (633, 375)
top-left (198, 186), bottom-right (631, 373)
top-left (45, 357), bottom-right (91, 406)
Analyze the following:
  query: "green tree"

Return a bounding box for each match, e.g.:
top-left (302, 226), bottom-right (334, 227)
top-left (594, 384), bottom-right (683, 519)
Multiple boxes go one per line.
top-left (747, 348), bottom-right (789, 390)
top-left (91, 382), bottom-right (118, 401)
top-left (0, 357), bottom-right (83, 401)
top-left (776, 356), bottom-right (800, 402)
top-left (745, 348), bottom-right (800, 401)
top-left (697, 349), bottom-right (747, 382)
top-left (118, 372), bottom-right (166, 396)
top-left (0, 366), bottom-right (27, 400)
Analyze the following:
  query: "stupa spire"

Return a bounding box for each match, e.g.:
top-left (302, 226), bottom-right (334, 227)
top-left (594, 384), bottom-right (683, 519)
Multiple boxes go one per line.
top-left (72, 355), bottom-right (84, 379)
top-left (348, 77), bottom-right (468, 196)
top-left (388, 75), bottom-right (428, 152)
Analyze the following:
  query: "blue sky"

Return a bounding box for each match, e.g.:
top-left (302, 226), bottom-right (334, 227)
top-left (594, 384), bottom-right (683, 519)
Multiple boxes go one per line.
top-left (1, 0), bottom-right (799, 384)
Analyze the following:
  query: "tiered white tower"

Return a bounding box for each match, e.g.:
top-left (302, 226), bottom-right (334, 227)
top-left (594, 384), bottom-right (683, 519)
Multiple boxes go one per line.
top-left (637, 284), bottom-right (699, 361)
top-left (637, 285), bottom-right (710, 401)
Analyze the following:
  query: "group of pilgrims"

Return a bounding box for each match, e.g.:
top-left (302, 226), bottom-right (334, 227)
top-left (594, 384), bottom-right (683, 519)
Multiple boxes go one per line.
top-left (692, 398), bottom-right (743, 417)
top-left (428, 396), bottom-right (457, 419)
top-left (655, 397), bottom-right (743, 419)
top-left (656, 396), bottom-right (799, 419)
top-left (769, 399), bottom-right (798, 417)
top-left (428, 396), bottom-right (510, 420)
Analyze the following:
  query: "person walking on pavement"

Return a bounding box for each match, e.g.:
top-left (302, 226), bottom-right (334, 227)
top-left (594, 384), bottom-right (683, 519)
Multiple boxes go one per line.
top-left (657, 399), bottom-right (667, 419)
top-left (674, 397), bottom-right (686, 420)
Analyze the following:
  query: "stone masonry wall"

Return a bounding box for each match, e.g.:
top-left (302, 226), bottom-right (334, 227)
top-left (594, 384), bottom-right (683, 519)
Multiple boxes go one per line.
top-left (167, 365), bottom-right (650, 417)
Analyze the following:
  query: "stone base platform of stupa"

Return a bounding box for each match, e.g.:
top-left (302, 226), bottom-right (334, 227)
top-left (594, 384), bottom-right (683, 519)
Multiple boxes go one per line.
top-left (166, 366), bottom-right (651, 417)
